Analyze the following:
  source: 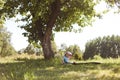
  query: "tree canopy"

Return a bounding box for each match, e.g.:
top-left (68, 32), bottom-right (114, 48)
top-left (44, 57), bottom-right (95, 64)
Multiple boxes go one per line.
top-left (1, 0), bottom-right (96, 36)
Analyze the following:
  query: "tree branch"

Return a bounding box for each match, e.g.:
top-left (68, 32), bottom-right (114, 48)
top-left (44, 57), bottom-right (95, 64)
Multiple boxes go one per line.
top-left (44, 0), bottom-right (61, 38)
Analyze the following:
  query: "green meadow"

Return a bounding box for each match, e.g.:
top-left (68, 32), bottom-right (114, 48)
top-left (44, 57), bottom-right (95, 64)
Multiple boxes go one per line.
top-left (0, 55), bottom-right (120, 80)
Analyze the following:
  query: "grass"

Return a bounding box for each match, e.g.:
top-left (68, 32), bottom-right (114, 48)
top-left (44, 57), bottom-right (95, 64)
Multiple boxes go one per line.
top-left (0, 54), bottom-right (120, 80)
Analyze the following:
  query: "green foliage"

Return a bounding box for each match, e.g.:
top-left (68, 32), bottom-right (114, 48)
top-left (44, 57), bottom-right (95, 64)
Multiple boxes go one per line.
top-left (24, 44), bottom-right (35, 55)
top-left (1, 0), bottom-right (96, 46)
top-left (23, 41), bottom-right (57, 55)
top-left (51, 41), bottom-right (58, 54)
top-left (93, 54), bottom-right (103, 60)
top-left (24, 44), bottom-right (43, 55)
top-left (0, 27), bottom-right (16, 57)
top-left (83, 35), bottom-right (120, 60)
top-left (0, 0), bottom-right (5, 10)
top-left (66, 45), bottom-right (83, 60)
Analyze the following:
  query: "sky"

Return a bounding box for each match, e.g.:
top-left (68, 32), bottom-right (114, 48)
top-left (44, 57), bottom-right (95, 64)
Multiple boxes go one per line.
top-left (55, 11), bottom-right (120, 50)
top-left (4, 2), bottom-right (120, 51)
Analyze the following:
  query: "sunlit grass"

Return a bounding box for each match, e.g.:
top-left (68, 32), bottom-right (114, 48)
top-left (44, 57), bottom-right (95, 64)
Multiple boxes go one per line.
top-left (0, 54), bottom-right (44, 63)
top-left (0, 55), bottom-right (120, 80)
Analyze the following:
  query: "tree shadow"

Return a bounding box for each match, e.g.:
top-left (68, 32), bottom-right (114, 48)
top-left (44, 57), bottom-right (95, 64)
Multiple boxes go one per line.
top-left (0, 58), bottom-right (52, 80)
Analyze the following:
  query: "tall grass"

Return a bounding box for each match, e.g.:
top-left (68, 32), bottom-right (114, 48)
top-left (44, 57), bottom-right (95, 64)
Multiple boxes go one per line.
top-left (0, 54), bottom-right (120, 80)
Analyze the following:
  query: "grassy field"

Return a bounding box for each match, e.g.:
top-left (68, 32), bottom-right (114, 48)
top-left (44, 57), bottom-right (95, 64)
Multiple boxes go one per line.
top-left (0, 54), bottom-right (120, 80)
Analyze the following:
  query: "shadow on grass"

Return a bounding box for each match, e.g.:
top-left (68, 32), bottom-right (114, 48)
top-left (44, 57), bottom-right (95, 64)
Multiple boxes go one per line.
top-left (0, 58), bottom-right (47, 80)
top-left (0, 58), bottom-right (120, 80)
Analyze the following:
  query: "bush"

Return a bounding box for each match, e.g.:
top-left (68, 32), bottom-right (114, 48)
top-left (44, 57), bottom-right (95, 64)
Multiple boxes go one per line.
top-left (66, 45), bottom-right (83, 60)
top-left (74, 53), bottom-right (83, 60)
top-left (93, 54), bottom-right (103, 60)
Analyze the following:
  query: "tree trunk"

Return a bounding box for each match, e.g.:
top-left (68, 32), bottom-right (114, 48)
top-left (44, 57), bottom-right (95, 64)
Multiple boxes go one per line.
top-left (41, 35), bottom-right (54, 59)
top-left (34, 0), bottom-right (61, 59)
top-left (40, 0), bottom-right (61, 59)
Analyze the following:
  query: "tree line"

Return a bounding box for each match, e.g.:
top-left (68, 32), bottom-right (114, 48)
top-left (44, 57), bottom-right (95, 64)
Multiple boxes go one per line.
top-left (18, 42), bottom-right (83, 60)
top-left (1, 24), bottom-right (120, 61)
top-left (20, 35), bottom-right (120, 60)
top-left (83, 35), bottom-right (120, 60)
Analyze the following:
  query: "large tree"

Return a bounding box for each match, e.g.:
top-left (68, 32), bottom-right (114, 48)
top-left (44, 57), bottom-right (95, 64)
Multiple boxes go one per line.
top-left (1, 0), bottom-right (97, 59)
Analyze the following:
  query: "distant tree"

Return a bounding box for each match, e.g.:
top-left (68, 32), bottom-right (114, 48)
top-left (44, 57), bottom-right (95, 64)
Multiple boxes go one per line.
top-left (18, 48), bottom-right (25, 54)
top-left (1, 0), bottom-right (97, 59)
top-left (51, 41), bottom-right (58, 54)
top-left (73, 45), bottom-right (83, 60)
top-left (24, 44), bottom-right (43, 55)
top-left (60, 43), bottom-right (67, 51)
top-left (24, 44), bottom-right (35, 55)
top-left (0, 0), bottom-right (16, 57)
top-left (66, 45), bottom-right (83, 60)
top-left (0, 27), bottom-right (16, 57)
top-left (83, 37), bottom-right (101, 60)
top-left (83, 35), bottom-right (120, 60)
top-left (66, 45), bottom-right (74, 53)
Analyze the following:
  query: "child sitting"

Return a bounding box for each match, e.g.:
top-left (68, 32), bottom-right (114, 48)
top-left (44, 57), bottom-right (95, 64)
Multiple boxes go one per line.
top-left (63, 51), bottom-right (76, 64)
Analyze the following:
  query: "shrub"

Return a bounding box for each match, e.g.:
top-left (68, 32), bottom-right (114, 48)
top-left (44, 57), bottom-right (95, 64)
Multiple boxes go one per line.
top-left (93, 54), bottom-right (103, 60)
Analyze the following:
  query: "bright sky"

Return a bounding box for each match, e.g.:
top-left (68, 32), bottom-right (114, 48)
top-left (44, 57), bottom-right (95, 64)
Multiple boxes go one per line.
top-left (5, 18), bottom-right (29, 51)
top-left (55, 11), bottom-right (120, 50)
top-left (4, 2), bottom-right (120, 51)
